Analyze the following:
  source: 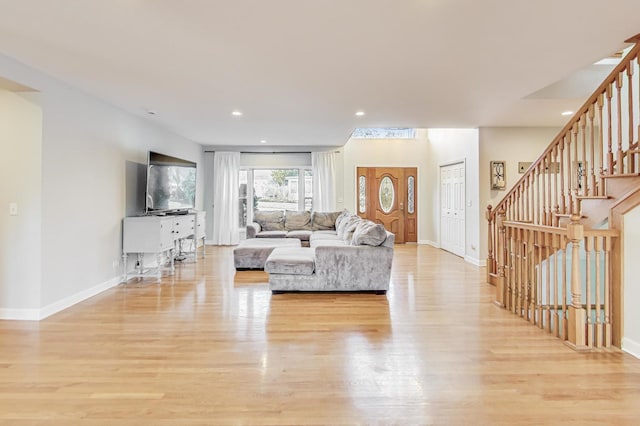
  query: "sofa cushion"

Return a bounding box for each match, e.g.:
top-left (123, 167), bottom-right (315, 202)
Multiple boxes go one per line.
top-left (312, 211), bottom-right (341, 231)
top-left (254, 210), bottom-right (285, 231)
top-left (286, 230), bottom-right (312, 241)
top-left (310, 239), bottom-right (347, 248)
top-left (256, 230), bottom-right (287, 238)
top-left (310, 232), bottom-right (340, 241)
top-left (352, 220), bottom-right (387, 246)
top-left (285, 211), bottom-right (312, 231)
top-left (265, 247), bottom-right (316, 275)
top-left (337, 214), bottom-right (360, 239)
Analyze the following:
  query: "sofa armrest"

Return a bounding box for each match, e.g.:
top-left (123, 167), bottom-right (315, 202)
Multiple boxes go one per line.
top-left (246, 222), bottom-right (261, 239)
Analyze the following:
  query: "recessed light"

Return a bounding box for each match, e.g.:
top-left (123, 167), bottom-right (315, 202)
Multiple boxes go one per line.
top-left (355, 111), bottom-right (365, 116)
top-left (260, 140), bottom-right (267, 144)
top-left (232, 110), bottom-right (243, 116)
top-left (146, 110), bottom-right (157, 115)
top-left (561, 111), bottom-right (573, 116)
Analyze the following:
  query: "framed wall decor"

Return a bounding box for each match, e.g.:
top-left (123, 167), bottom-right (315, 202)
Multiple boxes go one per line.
top-left (490, 160), bottom-right (506, 190)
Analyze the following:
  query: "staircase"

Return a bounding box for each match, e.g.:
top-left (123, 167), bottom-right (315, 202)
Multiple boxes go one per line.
top-left (486, 34), bottom-right (640, 351)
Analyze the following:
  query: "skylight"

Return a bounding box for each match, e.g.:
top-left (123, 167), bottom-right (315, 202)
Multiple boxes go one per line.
top-left (351, 128), bottom-right (416, 139)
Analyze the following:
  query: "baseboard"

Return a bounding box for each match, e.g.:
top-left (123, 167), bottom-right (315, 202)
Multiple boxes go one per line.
top-left (38, 275), bottom-right (122, 320)
top-left (465, 256), bottom-right (486, 267)
top-left (0, 275), bottom-right (122, 321)
top-left (420, 240), bottom-right (440, 248)
top-left (622, 337), bottom-right (640, 359)
top-left (0, 308), bottom-right (41, 321)
top-left (205, 239), bottom-right (215, 245)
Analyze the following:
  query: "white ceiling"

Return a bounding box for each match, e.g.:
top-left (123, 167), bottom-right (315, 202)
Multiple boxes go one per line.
top-left (0, 0), bottom-right (639, 147)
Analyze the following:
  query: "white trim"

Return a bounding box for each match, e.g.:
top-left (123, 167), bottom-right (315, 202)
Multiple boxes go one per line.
top-left (439, 157), bottom-right (467, 168)
top-left (0, 275), bottom-right (122, 321)
top-left (465, 255), bottom-right (485, 267)
top-left (0, 308), bottom-right (40, 321)
top-left (420, 240), bottom-right (440, 248)
top-left (622, 337), bottom-right (640, 359)
top-left (39, 275), bottom-right (122, 320)
top-left (205, 240), bottom-right (215, 245)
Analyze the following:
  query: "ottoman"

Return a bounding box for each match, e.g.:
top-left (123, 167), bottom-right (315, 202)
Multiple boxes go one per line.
top-left (233, 238), bottom-right (301, 270)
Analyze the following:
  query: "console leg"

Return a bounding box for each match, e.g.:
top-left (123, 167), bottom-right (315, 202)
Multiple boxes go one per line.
top-left (122, 253), bottom-right (128, 283)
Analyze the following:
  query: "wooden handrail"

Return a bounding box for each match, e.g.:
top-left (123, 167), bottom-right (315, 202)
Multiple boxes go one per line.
top-left (489, 40), bottom-right (640, 221)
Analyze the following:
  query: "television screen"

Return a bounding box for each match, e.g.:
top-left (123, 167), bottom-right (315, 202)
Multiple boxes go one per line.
top-left (146, 151), bottom-right (196, 213)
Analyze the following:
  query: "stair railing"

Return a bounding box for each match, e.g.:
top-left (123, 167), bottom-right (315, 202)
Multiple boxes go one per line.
top-left (495, 211), bottom-right (618, 349)
top-left (487, 36), bottom-right (640, 284)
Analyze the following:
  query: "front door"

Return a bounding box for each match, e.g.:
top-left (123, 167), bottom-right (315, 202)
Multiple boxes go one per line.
top-left (356, 167), bottom-right (417, 244)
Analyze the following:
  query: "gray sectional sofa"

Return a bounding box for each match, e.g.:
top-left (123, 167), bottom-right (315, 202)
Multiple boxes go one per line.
top-left (251, 210), bottom-right (395, 294)
top-left (247, 210), bottom-right (341, 246)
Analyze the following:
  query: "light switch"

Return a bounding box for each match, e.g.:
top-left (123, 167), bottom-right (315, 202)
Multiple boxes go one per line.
top-left (9, 202), bottom-right (18, 216)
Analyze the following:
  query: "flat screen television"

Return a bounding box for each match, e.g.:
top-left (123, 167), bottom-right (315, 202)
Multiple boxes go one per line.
top-left (146, 151), bottom-right (196, 214)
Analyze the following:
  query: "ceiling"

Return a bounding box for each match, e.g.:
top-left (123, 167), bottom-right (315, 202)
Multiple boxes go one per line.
top-left (0, 1), bottom-right (639, 147)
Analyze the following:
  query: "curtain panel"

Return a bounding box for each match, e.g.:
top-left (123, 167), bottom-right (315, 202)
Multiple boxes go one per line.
top-left (312, 151), bottom-right (336, 212)
top-left (212, 152), bottom-right (240, 245)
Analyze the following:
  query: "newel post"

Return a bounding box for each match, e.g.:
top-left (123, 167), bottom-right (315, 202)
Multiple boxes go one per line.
top-left (486, 204), bottom-right (494, 282)
top-left (495, 207), bottom-right (507, 308)
top-left (566, 214), bottom-right (587, 350)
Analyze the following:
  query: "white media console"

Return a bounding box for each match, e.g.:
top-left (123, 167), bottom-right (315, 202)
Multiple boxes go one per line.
top-left (122, 211), bottom-right (206, 281)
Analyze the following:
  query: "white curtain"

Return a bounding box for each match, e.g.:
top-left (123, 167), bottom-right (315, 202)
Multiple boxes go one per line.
top-left (212, 152), bottom-right (240, 245)
top-left (312, 151), bottom-right (336, 212)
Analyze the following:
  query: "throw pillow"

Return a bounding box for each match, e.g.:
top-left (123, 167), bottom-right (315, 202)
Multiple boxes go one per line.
top-left (312, 211), bottom-right (341, 231)
top-left (253, 210), bottom-right (285, 231)
top-left (334, 209), bottom-right (351, 230)
top-left (336, 214), bottom-right (358, 239)
top-left (342, 217), bottom-right (362, 244)
top-left (352, 220), bottom-right (387, 246)
top-left (285, 211), bottom-right (312, 231)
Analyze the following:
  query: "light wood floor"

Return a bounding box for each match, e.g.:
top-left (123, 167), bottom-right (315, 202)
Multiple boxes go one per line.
top-left (1, 245), bottom-right (639, 425)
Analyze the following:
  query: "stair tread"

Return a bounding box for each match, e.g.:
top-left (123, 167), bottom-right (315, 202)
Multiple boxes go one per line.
top-left (576, 195), bottom-right (610, 200)
top-left (601, 173), bottom-right (640, 178)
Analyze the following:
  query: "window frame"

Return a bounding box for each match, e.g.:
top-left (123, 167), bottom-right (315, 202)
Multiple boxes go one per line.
top-left (239, 166), bottom-right (312, 228)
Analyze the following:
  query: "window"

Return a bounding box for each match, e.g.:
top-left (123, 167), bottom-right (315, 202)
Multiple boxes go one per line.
top-left (351, 127), bottom-right (416, 139)
top-left (239, 170), bottom-right (248, 227)
top-left (304, 169), bottom-right (313, 211)
top-left (239, 167), bottom-right (312, 227)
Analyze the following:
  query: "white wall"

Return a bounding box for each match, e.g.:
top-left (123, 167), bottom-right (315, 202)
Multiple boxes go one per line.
top-left (623, 205), bottom-right (640, 359)
top-left (341, 130), bottom-right (430, 241)
top-left (426, 129), bottom-right (480, 264)
top-left (0, 89), bottom-right (42, 314)
top-left (0, 53), bottom-right (204, 318)
top-left (478, 127), bottom-right (561, 259)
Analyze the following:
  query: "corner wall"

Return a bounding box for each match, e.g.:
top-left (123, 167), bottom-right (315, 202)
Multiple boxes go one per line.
top-left (478, 127), bottom-right (560, 259)
top-left (623, 206), bottom-right (640, 359)
top-left (426, 129), bottom-right (480, 264)
top-left (0, 90), bottom-right (42, 315)
top-left (0, 53), bottom-right (204, 318)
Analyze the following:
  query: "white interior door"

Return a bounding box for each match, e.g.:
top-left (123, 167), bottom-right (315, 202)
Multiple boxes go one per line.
top-left (440, 162), bottom-right (465, 257)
